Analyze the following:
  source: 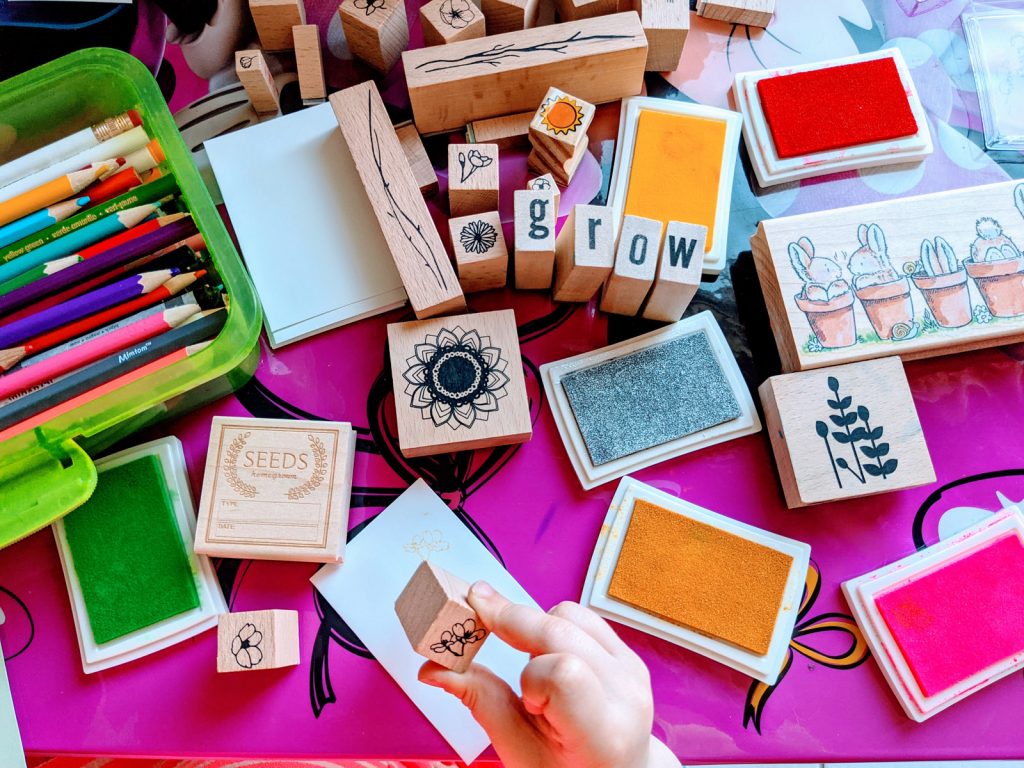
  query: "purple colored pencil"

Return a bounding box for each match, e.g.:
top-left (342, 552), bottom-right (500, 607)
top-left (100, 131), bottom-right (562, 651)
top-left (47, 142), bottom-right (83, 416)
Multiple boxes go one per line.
top-left (0, 268), bottom-right (180, 349)
top-left (0, 217), bottom-right (197, 317)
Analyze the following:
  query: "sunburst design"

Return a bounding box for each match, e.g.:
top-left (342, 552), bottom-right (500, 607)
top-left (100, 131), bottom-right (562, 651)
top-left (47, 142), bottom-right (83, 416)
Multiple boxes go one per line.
top-left (540, 96), bottom-right (585, 135)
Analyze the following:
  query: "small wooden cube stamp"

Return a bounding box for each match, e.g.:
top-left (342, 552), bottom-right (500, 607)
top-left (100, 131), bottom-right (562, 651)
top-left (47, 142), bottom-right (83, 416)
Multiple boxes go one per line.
top-left (638, 0), bottom-right (689, 72)
top-left (449, 210), bottom-right (508, 293)
top-left (395, 561), bottom-right (488, 672)
top-left (641, 220), bottom-right (706, 322)
top-left (448, 143), bottom-right (499, 217)
top-left (514, 188), bottom-right (557, 289)
top-left (395, 121), bottom-right (439, 197)
top-left (235, 50), bottom-right (280, 115)
top-left (250, 0), bottom-right (306, 51)
top-left (527, 173), bottom-right (560, 215)
top-left (482, 0), bottom-right (540, 33)
top-left (697, 0), bottom-right (774, 28)
top-left (338, 0), bottom-right (409, 73)
top-left (420, 0), bottom-right (486, 46)
top-left (599, 214), bottom-right (663, 316)
top-left (293, 24), bottom-right (326, 104)
top-left (529, 87), bottom-right (595, 162)
top-left (195, 416), bottom-right (355, 562)
top-left (387, 308), bottom-right (532, 457)
top-left (553, 204), bottom-right (613, 302)
top-left (758, 357), bottom-right (935, 509)
top-left (217, 610), bottom-right (300, 672)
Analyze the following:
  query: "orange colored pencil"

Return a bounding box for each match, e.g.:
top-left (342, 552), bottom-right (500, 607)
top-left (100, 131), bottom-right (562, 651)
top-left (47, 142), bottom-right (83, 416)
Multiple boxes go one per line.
top-left (0, 161), bottom-right (118, 227)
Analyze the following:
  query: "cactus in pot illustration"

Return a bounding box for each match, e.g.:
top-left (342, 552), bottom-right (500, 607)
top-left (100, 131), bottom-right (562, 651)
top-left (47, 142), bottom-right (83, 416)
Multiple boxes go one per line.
top-left (849, 224), bottom-right (916, 341)
top-left (789, 237), bottom-right (856, 349)
top-left (911, 236), bottom-right (972, 328)
top-left (965, 196), bottom-right (1024, 318)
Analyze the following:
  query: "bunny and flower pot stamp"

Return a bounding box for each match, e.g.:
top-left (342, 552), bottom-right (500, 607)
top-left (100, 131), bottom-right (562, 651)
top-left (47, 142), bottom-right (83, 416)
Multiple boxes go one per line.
top-left (217, 610), bottom-right (300, 673)
top-left (195, 416), bottom-right (355, 563)
top-left (448, 143), bottom-right (499, 218)
top-left (752, 180), bottom-right (1024, 371)
top-left (758, 358), bottom-right (935, 508)
top-left (395, 560), bottom-right (489, 673)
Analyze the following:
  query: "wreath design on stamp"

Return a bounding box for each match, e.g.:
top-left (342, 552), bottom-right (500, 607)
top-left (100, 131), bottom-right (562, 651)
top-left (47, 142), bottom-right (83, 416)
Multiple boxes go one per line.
top-left (224, 431), bottom-right (258, 498)
top-left (287, 434), bottom-right (329, 500)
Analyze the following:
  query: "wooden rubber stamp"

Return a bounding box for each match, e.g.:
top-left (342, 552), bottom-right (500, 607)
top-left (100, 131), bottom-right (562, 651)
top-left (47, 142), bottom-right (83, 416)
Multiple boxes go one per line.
top-left (483, 0), bottom-right (540, 33)
top-left (466, 111), bottom-right (534, 150)
top-left (555, 0), bottom-right (618, 21)
top-left (249, 0), bottom-right (306, 50)
top-left (528, 132), bottom-right (588, 186)
top-left (449, 211), bottom-right (508, 293)
top-left (421, 0), bottom-right (487, 45)
top-left (235, 50), bottom-right (279, 115)
top-left (553, 204), bottom-right (613, 302)
top-left (600, 214), bottom-right (662, 315)
top-left (637, 0), bottom-right (689, 72)
top-left (758, 358), bottom-right (935, 508)
top-left (387, 308), bottom-right (532, 456)
top-left (395, 562), bottom-right (488, 673)
top-left (217, 610), bottom-right (300, 672)
top-left (395, 121), bottom-right (438, 197)
top-left (292, 24), bottom-right (326, 104)
top-left (529, 87), bottom-right (595, 162)
top-left (641, 221), bottom-right (706, 322)
top-left (403, 13), bottom-right (648, 134)
top-left (514, 188), bottom-right (557, 289)
top-left (195, 416), bottom-right (355, 562)
top-left (697, 0), bottom-right (774, 27)
top-left (331, 81), bottom-right (465, 318)
top-left (527, 173), bottom-right (560, 215)
top-left (338, 0), bottom-right (409, 73)
top-left (448, 143), bottom-right (499, 217)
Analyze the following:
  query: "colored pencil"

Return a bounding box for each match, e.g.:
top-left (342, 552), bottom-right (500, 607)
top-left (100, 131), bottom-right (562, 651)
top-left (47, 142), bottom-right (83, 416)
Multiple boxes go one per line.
top-left (0, 126), bottom-right (148, 204)
top-left (0, 197), bottom-right (89, 250)
top-left (0, 162), bottom-right (117, 227)
top-left (0, 173), bottom-right (177, 264)
top-left (122, 140), bottom-right (165, 175)
top-left (0, 270), bottom-right (205, 371)
top-left (0, 267), bottom-right (178, 351)
top-left (0, 111), bottom-right (140, 190)
top-left (0, 204), bottom-right (159, 284)
top-left (0, 305), bottom-right (200, 399)
top-left (0, 216), bottom-right (197, 315)
top-left (0, 255), bottom-right (82, 297)
top-left (81, 167), bottom-right (142, 206)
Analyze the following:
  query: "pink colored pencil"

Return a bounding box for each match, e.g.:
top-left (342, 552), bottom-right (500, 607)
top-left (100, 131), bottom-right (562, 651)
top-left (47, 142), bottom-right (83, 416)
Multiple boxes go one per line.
top-left (0, 304), bottom-right (198, 399)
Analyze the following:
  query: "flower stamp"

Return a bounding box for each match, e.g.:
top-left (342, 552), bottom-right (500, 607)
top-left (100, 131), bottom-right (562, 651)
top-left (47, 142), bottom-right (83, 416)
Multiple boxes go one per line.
top-left (459, 219), bottom-right (498, 255)
top-left (231, 623), bottom-right (264, 669)
top-left (439, 0), bottom-right (475, 28)
top-left (430, 619), bottom-right (487, 658)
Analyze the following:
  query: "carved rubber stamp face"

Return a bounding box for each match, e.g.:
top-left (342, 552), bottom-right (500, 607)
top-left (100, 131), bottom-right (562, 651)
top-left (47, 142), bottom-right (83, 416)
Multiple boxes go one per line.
top-left (529, 199), bottom-right (550, 240)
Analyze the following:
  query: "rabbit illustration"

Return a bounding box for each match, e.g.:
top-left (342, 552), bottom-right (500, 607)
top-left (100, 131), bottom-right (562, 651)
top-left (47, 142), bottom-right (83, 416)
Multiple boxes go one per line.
top-left (848, 224), bottom-right (900, 288)
top-left (788, 236), bottom-right (850, 302)
top-left (970, 217), bottom-right (1022, 263)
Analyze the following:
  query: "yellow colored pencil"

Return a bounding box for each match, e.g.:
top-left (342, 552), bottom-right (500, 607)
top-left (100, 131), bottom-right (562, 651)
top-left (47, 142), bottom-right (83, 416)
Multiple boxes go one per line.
top-left (0, 161), bottom-right (117, 227)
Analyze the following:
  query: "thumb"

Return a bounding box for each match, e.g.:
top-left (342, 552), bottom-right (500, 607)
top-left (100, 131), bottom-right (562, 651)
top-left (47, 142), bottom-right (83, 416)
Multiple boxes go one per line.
top-left (419, 661), bottom-right (531, 746)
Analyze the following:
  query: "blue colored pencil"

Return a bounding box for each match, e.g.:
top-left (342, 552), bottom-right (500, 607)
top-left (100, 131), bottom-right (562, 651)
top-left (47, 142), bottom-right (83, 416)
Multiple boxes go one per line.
top-left (0, 197), bottom-right (89, 250)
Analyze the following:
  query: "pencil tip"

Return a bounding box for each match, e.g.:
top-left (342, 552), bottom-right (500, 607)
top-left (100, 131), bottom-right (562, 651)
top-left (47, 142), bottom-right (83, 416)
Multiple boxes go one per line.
top-left (0, 347), bottom-right (26, 372)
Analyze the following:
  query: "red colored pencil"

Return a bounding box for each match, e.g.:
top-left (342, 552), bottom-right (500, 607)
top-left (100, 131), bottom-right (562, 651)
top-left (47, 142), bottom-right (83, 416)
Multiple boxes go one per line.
top-left (81, 167), bottom-right (143, 205)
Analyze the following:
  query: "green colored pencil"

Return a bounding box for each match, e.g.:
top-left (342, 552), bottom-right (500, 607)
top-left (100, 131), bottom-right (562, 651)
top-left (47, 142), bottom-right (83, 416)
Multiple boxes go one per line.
top-left (0, 254), bottom-right (82, 297)
top-left (0, 172), bottom-right (177, 264)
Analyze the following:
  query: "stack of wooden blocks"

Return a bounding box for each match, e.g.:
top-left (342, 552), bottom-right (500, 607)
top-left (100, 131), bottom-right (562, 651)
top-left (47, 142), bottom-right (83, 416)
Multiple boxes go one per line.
top-left (527, 87), bottom-right (595, 186)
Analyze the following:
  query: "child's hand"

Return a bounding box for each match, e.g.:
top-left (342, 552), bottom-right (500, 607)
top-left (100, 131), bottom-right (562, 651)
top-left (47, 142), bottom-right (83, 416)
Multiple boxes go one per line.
top-left (419, 581), bottom-right (680, 768)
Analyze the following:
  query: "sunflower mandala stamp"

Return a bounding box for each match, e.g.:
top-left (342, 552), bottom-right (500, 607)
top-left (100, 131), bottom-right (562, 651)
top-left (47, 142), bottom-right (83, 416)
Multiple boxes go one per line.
top-left (449, 210), bottom-right (508, 293)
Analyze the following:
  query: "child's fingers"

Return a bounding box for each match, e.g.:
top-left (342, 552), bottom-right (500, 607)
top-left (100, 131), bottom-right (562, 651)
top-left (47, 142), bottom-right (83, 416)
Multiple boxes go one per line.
top-left (520, 652), bottom-right (609, 744)
top-left (419, 660), bottom-right (530, 746)
top-left (546, 601), bottom-right (637, 661)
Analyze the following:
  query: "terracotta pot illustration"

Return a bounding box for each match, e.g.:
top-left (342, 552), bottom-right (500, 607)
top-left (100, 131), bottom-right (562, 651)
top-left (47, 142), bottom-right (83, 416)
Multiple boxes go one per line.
top-left (911, 268), bottom-right (972, 328)
top-left (854, 278), bottom-right (915, 341)
top-left (795, 292), bottom-right (856, 348)
top-left (966, 257), bottom-right (1024, 318)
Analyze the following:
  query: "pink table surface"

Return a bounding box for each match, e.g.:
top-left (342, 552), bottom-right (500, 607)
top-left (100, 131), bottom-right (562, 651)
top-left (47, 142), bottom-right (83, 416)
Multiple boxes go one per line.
top-left (3, 0), bottom-right (1024, 763)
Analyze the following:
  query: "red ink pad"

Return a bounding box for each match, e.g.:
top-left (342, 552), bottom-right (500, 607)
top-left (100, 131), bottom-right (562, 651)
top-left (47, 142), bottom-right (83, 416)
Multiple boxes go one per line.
top-left (756, 57), bottom-right (919, 158)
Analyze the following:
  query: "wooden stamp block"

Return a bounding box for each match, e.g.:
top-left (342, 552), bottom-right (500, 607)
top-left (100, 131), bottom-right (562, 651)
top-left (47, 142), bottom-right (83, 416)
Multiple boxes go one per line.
top-left (553, 204), bottom-right (613, 302)
top-left (331, 82), bottom-right (465, 319)
top-left (449, 210), bottom-right (508, 293)
top-left (217, 610), bottom-right (300, 672)
top-left (395, 121), bottom-right (438, 197)
top-left (527, 173), bottom-right (560, 215)
top-left (529, 87), bottom-right (595, 162)
top-left (555, 0), bottom-right (618, 21)
top-left (338, 0), bottom-right (409, 73)
top-left (235, 50), bottom-right (280, 115)
top-left (638, 0), bottom-right (689, 72)
top-left (514, 188), bottom-right (557, 289)
top-left (292, 24), bottom-right (326, 104)
top-left (250, 0), bottom-right (306, 50)
top-left (466, 111), bottom-right (534, 150)
top-left (403, 13), bottom-right (648, 134)
top-left (483, 0), bottom-right (540, 33)
top-left (387, 308), bottom-right (532, 456)
top-left (448, 143), bottom-right (499, 217)
top-left (697, 0), bottom-right (774, 27)
top-left (758, 358), bottom-right (935, 508)
top-left (395, 561), bottom-right (488, 672)
top-left (751, 179), bottom-right (1024, 372)
top-left (528, 133), bottom-right (588, 186)
top-left (420, 0), bottom-right (486, 46)
top-left (641, 220), bottom-right (706, 322)
top-left (195, 416), bottom-right (355, 562)
top-left (600, 214), bottom-right (662, 315)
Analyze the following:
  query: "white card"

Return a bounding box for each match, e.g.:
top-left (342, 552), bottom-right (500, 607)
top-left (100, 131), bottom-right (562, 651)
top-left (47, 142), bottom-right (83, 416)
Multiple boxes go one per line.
top-left (206, 103), bottom-right (407, 348)
top-left (311, 479), bottom-right (537, 764)
top-left (0, 633), bottom-right (26, 768)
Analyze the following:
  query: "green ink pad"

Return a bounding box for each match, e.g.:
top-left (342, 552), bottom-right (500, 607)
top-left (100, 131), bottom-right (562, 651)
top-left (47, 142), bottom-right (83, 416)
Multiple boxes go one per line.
top-left (63, 455), bottom-right (200, 644)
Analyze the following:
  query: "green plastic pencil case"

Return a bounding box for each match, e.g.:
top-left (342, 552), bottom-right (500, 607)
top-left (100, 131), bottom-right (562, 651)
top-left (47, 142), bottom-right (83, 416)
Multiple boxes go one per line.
top-left (0, 48), bottom-right (262, 548)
